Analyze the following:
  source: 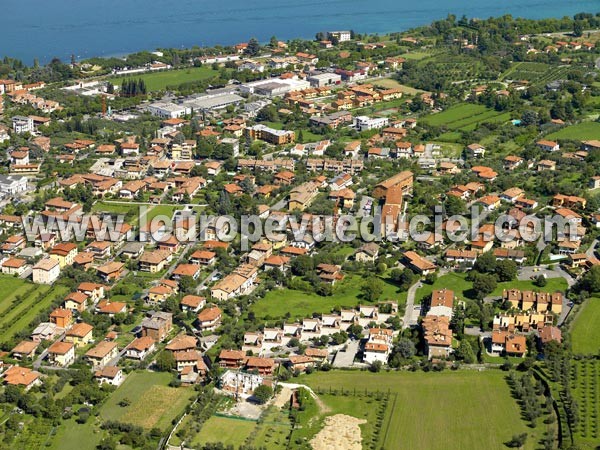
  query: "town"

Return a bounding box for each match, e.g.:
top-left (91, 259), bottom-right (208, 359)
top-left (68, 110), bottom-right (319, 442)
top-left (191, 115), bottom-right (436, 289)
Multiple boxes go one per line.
top-left (0, 13), bottom-right (599, 450)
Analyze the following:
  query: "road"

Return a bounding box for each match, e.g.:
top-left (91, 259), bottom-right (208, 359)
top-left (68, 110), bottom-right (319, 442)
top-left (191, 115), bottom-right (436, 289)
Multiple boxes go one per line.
top-left (402, 281), bottom-right (422, 329)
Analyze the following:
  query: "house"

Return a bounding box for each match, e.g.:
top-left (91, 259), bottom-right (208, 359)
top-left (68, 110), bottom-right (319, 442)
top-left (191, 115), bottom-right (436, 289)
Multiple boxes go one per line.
top-left (477, 195), bottom-right (501, 211)
top-left (403, 251), bottom-right (436, 275)
top-left (539, 326), bottom-right (562, 345)
top-left (218, 349), bottom-right (246, 369)
top-left (94, 366), bottom-right (125, 386)
top-left (85, 341), bottom-right (119, 369)
top-left (96, 300), bottom-right (127, 318)
top-left (1, 257), bottom-right (28, 276)
top-left (139, 250), bottom-right (171, 273)
top-left (166, 334), bottom-right (198, 354)
top-left (64, 291), bottom-right (89, 312)
top-left (181, 295), bottom-right (206, 313)
top-left (373, 171), bottom-right (413, 199)
top-left (466, 143), bottom-right (485, 158)
top-left (422, 315), bottom-right (453, 359)
top-left (197, 306), bottom-right (222, 331)
top-left (428, 289), bottom-right (454, 318)
top-left (65, 323), bottom-right (94, 347)
top-left (316, 263), bottom-right (344, 285)
top-left (49, 308), bottom-right (73, 329)
top-left (244, 356), bottom-right (276, 375)
top-left (11, 340), bottom-right (39, 360)
top-left (189, 250), bottom-right (216, 266)
top-left (537, 140), bottom-right (560, 152)
top-left (491, 331), bottom-right (526, 357)
top-left (263, 255), bottom-right (290, 271)
top-left (172, 263), bottom-right (201, 280)
top-left (31, 322), bottom-right (59, 342)
top-left (126, 336), bottom-right (156, 360)
top-left (32, 258), bottom-right (60, 284)
top-left (444, 249), bottom-right (477, 266)
top-left (537, 160), bottom-right (556, 171)
top-left (210, 265), bottom-right (257, 300)
top-left (96, 261), bottom-right (125, 282)
top-left (85, 241), bottom-right (112, 259)
top-left (500, 188), bottom-right (524, 204)
top-left (77, 282), bottom-right (105, 303)
top-left (141, 311), bottom-right (173, 342)
top-left (3, 366), bottom-right (41, 390)
top-left (49, 242), bottom-right (78, 267)
top-left (363, 328), bottom-right (393, 364)
top-left (47, 341), bottom-right (75, 367)
top-left (147, 284), bottom-right (175, 305)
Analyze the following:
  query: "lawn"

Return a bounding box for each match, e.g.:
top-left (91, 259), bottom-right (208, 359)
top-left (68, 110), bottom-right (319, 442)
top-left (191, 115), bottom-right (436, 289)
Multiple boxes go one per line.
top-left (546, 121), bottom-right (600, 140)
top-left (109, 66), bottom-right (220, 92)
top-left (193, 416), bottom-right (256, 448)
top-left (250, 274), bottom-right (407, 320)
top-left (414, 272), bottom-right (471, 304)
top-left (50, 418), bottom-right (102, 450)
top-left (297, 370), bottom-right (546, 450)
top-left (490, 277), bottom-right (567, 297)
top-left (570, 297), bottom-right (600, 354)
top-left (100, 371), bottom-right (195, 430)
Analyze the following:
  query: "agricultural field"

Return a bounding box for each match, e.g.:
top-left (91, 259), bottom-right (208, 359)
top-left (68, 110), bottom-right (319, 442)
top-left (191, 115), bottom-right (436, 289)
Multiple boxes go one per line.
top-left (500, 62), bottom-right (573, 85)
top-left (250, 274), bottom-right (407, 320)
top-left (109, 66), bottom-right (220, 91)
top-left (570, 297), bottom-right (600, 354)
top-left (371, 78), bottom-right (424, 95)
top-left (0, 276), bottom-right (69, 344)
top-left (546, 121), bottom-right (600, 141)
top-left (100, 371), bottom-right (195, 430)
top-left (421, 103), bottom-right (511, 132)
top-left (569, 359), bottom-right (600, 447)
top-left (297, 370), bottom-right (547, 450)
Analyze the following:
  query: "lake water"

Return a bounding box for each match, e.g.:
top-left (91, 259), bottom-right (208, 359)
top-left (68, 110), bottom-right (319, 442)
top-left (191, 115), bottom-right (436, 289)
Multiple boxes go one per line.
top-left (4, 0), bottom-right (599, 64)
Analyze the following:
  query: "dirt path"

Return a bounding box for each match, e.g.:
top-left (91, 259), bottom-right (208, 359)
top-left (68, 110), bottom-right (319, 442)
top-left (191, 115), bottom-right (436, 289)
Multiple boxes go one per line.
top-left (310, 414), bottom-right (367, 450)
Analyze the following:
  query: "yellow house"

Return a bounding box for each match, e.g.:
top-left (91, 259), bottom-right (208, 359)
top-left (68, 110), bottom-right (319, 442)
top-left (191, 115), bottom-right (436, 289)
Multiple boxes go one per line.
top-left (49, 242), bottom-right (78, 267)
top-left (65, 322), bottom-right (94, 347)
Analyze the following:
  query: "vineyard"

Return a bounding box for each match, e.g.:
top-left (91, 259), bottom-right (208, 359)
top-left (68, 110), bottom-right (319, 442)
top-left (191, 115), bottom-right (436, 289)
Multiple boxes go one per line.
top-left (570, 359), bottom-right (600, 446)
top-left (500, 62), bottom-right (574, 85)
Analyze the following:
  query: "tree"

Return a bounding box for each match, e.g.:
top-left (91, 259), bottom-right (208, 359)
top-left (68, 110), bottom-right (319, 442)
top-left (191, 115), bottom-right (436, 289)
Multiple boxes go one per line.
top-left (506, 433), bottom-right (527, 448)
top-left (369, 360), bottom-right (383, 372)
top-left (495, 259), bottom-right (517, 282)
top-left (395, 338), bottom-right (416, 359)
top-left (253, 384), bottom-right (273, 404)
top-left (269, 36), bottom-right (278, 48)
top-left (573, 21), bottom-right (584, 37)
top-left (246, 38), bottom-right (260, 56)
top-left (361, 277), bottom-right (384, 302)
top-left (521, 110), bottom-right (539, 126)
top-left (444, 195), bottom-right (467, 216)
top-left (472, 273), bottom-right (497, 299)
top-left (455, 340), bottom-right (476, 363)
top-left (155, 351), bottom-right (175, 372)
top-left (473, 251), bottom-right (497, 274)
top-left (533, 275), bottom-right (547, 287)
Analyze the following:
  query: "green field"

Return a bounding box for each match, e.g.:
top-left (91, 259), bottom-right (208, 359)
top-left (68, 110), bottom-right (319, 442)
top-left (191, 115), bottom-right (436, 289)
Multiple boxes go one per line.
top-left (421, 103), bottom-right (510, 131)
top-left (0, 276), bottom-right (69, 344)
top-left (546, 121), bottom-right (600, 141)
top-left (100, 371), bottom-right (195, 430)
top-left (571, 298), bottom-right (600, 354)
top-left (250, 274), bottom-right (406, 320)
top-left (51, 418), bottom-right (102, 450)
top-left (109, 66), bottom-right (220, 91)
top-left (297, 370), bottom-right (546, 450)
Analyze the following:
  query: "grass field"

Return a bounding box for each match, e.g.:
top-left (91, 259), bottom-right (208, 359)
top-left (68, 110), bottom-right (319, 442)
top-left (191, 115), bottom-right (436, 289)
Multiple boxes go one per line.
top-left (109, 66), bottom-right (220, 91)
top-left (297, 370), bottom-right (546, 450)
top-left (421, 103), bottom-right (510, 131)
top-left (250, 274), bottom-right (406, 320)
top-left (100, 371), bottom-right (195, 430)
top-left (193, 416), bottom-right (256, 448)
top-left (570, 297), bottom-right (600, 354)
top-left (50, 418), bottom-right (102, 450)
top-left (546, 121), bottom-right (600, 140)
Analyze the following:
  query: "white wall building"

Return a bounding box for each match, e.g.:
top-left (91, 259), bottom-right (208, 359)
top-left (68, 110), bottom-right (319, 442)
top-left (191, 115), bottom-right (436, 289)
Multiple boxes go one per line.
top-left (354, 116), bottom-right (389, 132)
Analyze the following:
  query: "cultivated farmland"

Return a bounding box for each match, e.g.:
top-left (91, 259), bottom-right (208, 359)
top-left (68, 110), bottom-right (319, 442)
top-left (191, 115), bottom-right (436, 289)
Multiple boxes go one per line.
top-left (569, 359), bottom-right (600, 447)
top-left (421, 103), bottom-right (510, 131)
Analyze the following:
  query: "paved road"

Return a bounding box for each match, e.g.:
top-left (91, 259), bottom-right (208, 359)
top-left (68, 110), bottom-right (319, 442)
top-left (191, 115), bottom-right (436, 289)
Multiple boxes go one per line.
top-left (332, 340), bottom-right (360, 367)
top-left (586, 238), bottom-right (598, 259)
top-left (195, 269), bottom-right (219, 294)
top-left (402, 281), bottom-right (422, 329)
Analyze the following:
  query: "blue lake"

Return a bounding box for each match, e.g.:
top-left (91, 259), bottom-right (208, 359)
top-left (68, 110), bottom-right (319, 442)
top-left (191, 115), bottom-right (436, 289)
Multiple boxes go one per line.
top-left (3, 0), bottom-right (599, 63)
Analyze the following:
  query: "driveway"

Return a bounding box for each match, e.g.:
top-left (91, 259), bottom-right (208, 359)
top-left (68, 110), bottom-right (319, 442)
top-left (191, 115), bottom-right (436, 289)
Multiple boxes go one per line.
top-left (332, 340), bottom-right (359, 367)
top-left (402, 281), bottom-right (422, 329)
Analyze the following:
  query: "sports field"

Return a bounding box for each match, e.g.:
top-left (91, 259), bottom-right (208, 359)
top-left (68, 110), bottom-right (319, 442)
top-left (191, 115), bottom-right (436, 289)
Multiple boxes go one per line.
top-left (298, 370), bottom-right (547, 450)
top-left (100, 371), bottom-right (195, 430)
top-left (546, 121), bottom-right (600, 140)
top-left (570, 297), bottom-right (600, 354)
top-left (109, 66), bottom-right (220, 91)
